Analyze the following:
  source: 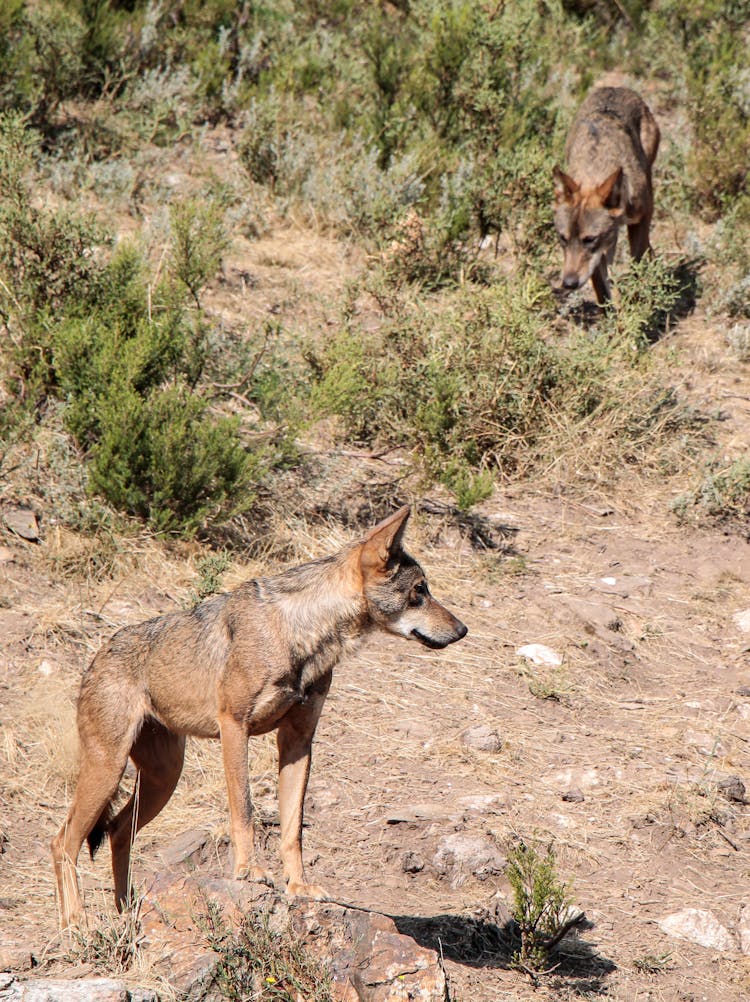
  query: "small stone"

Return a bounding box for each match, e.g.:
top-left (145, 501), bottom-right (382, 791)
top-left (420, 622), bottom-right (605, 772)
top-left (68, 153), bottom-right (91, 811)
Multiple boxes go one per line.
top-left (433, 834), bottom-right (505, 887)
top-left (401, 851), bottom-right (425, 874)
top-left (2, 505), bottom-right (39, 542)
top-left (562, 787), bottom-right (585, 803)
top-left (461, 724), bottom-right (502, 753)
top-left (732, 609), bottom-right (750, 633)
top-left (658, 908), bottom-right (736, 952)
top-left (738, 904), bottom-right (750, 955)
top-left (0, 546), bottom-right (14, 564)
top-left (716, 775), bottom-right (747, 804)
top-left (37, 660), bottom-right (57, 677)
top-left (516, 644), bottom-right (563, 667)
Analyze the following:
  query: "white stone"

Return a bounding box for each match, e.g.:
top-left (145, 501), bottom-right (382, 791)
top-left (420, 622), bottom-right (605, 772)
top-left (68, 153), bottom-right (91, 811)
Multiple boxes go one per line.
top-left (658, 908), bottom-right (736, 952)
top-left (732, 609), bottom-right (750, 633)
top-left (516, 643), bottom-right (563, 667)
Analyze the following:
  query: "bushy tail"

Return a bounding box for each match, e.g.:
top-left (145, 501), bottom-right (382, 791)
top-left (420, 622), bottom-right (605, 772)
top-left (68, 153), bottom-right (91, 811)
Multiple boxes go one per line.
top-left (87, 802), bottom-right (116, 859)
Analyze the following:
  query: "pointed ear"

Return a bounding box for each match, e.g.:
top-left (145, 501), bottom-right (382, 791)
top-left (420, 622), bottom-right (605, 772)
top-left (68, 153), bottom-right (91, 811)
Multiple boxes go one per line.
top-left (553, 166), bottom-right (579, 203)
top-left (360, 506), bottom-right (410, 574)
top-left (597, 167), bottom-right (623, 209)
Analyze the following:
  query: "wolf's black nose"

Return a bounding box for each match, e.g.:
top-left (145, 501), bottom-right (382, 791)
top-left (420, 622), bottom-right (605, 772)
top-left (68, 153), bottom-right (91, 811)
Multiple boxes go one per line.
top-left (562, 275), bottom-right (580, 290)
top-left (456, 622), bottom-right (468, 640)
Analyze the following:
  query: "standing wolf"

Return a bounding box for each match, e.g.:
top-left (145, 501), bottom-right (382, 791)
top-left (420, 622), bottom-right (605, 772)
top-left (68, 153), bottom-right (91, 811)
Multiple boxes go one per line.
top-left (553, 86), bottom-right (660, 303)
top-left (52, 506), bottom-right (467, 928)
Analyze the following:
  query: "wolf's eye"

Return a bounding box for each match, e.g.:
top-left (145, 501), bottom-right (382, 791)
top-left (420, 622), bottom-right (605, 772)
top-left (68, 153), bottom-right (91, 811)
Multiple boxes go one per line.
top-left (582, 235), bottom-right (599, 248)
top-left (558, 233), bottom-right (568, 245)
top-left (410, 581), bottom-right (428, 605)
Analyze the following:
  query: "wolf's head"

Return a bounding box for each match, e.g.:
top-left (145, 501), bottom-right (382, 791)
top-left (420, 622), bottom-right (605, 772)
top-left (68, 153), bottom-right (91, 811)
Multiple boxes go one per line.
top-left (552, 166), bottom-right (624, 293)
top-left (358, 507), bottom-right (467, 649)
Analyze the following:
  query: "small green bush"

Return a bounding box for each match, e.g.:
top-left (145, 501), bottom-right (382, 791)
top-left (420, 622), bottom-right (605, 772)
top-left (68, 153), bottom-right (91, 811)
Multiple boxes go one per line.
top-left (672, 457), bottom-right (750, 530)
top-left (507, 838), bottom-right (575, 972)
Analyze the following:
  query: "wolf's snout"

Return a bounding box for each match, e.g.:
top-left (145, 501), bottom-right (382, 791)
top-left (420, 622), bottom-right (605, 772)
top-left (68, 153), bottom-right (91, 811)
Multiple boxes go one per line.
top-left (455, 621), bottom-right (468, 641)
top-left (562, 274), bottom-right (580, 290)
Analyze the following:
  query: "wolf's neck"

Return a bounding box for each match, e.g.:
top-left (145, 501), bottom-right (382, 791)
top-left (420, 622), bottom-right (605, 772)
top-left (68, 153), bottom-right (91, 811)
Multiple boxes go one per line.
top-left (260, 553), bottom-right (370, 686)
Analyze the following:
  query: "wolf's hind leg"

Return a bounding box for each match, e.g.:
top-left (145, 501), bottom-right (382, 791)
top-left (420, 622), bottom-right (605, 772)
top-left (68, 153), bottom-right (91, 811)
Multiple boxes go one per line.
top-left (51, 730), bottom-right (133, 928)
top-left (108, 718), bottom-right (186, 910)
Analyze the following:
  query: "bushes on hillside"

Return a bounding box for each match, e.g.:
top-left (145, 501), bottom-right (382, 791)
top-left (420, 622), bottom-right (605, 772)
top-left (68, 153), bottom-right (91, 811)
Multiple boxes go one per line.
top-left (0, 115), bottom-right (286, 536)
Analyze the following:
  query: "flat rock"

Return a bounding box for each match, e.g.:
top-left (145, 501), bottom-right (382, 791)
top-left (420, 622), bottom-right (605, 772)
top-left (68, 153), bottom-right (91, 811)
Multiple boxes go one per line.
top-left (157, 826), bottom-right (212, 868)
top-left (658, 908), bottom-right (736, 952)
top-left (0, 976), bottom-right (156, 1001)
top-left (2, 506), bottom-right (39, 542)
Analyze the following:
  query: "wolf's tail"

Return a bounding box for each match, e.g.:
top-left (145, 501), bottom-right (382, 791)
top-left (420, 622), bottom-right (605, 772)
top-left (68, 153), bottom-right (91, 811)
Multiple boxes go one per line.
top-left (87, 802), bottom-right (117, 859)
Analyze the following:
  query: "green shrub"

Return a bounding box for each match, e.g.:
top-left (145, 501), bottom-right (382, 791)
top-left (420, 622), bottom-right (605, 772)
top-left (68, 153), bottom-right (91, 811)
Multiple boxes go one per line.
top-left (673, 457), bottom-right (750, 530)
top-left (507, 839), bottom-right (575, 972)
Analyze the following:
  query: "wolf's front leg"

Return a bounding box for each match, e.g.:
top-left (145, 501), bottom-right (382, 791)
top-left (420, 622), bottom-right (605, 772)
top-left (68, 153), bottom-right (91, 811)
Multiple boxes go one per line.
top-left (276, 683), bottom-right (330, 899)
top-left (219, 712), bottom-right (274, 887)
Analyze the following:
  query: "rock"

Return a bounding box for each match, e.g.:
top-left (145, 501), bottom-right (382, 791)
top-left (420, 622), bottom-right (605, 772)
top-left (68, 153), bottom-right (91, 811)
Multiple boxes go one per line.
top-left (36, 660), bottom-right (57, 677)
top-left (738, 904), bottom-right (750, 954)
top-left (460, 725), bottom-right (502, 753)
top-left (432, 834), bottom-right (505, 887)
top-left (516, 644), bottom-right (562, 667)
top-left (562, 787), bottom-right (585, 803)
top-left (137, 872), bottom-right (447, 1001)
top-left (684, 730), bottom-right (727, 758)
top-left (657, 908), bottom-right (736, 951)
top-left (0, 976), bottom-right (156, 1000)
top-left (732, 609), bottom-right (750, 633)
top-left (547, 767), bottom-right (603, 793)
top-left (0, 546), bottom-right (14, 564)
top-left (716, 775), bottom-right (747, 804)
top-left (2, 506), bottom-right (39, 542)
top-left (158, 827), bottom-right (212, 868)
top-left (595, 575), bottom-right (652, 598)
top-left (457, 794), bottom-right (506, 815)
top-left (401, 851), bottom-right (425, 874)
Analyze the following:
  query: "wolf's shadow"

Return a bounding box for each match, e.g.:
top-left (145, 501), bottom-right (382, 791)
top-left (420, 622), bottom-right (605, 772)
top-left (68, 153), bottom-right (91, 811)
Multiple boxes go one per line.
top-left (392, 911), bottom-right (615, 994)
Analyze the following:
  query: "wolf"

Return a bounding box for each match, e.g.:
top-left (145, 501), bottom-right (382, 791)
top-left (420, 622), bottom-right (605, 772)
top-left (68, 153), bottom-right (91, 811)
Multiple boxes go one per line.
top-left (553, 86), bottom-right (660, 303)
top-left (51, 506), bottom-right (467, 928)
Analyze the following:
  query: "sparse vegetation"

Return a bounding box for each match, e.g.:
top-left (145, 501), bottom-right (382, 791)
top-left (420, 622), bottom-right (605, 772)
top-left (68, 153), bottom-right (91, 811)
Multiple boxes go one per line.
top-left (201, 900), bottom-right (335, 1002)
top-left (507, 838), bottom-right (581, 973)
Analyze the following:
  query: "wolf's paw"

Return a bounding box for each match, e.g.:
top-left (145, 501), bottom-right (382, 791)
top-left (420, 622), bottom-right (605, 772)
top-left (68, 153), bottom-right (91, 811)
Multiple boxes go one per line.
top-left (234, 863), bottom-right (275, 888)
top-left (286, 879), bottom-right (329, 900)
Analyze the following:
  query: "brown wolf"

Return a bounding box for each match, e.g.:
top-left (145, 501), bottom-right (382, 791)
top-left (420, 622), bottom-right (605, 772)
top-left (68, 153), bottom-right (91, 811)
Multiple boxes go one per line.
top-left (553, 86), bottom-right (660, 303)
top-left (51, 506), bottom-right (467, 928)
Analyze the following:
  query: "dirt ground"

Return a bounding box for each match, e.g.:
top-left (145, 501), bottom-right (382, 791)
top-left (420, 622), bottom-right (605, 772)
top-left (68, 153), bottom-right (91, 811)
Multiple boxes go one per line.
top-left (2, 122), bottom-right (750, 1001)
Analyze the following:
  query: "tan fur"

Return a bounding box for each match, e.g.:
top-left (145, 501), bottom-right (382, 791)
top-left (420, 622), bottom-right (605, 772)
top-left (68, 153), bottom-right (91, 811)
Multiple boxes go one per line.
top-left (553, 86), bottom-right (660, 304)
top-left (51, 506), bottom-right (467, 928)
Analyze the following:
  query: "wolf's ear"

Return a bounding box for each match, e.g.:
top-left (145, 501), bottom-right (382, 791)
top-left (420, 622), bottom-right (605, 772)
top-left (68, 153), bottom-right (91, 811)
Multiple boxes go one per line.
top-left (360, 506), bottom-right (410, 573)
top-left (553, 167), bottom-right (579, 203)
top-left (597, 167), bottom-right (623, 209)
